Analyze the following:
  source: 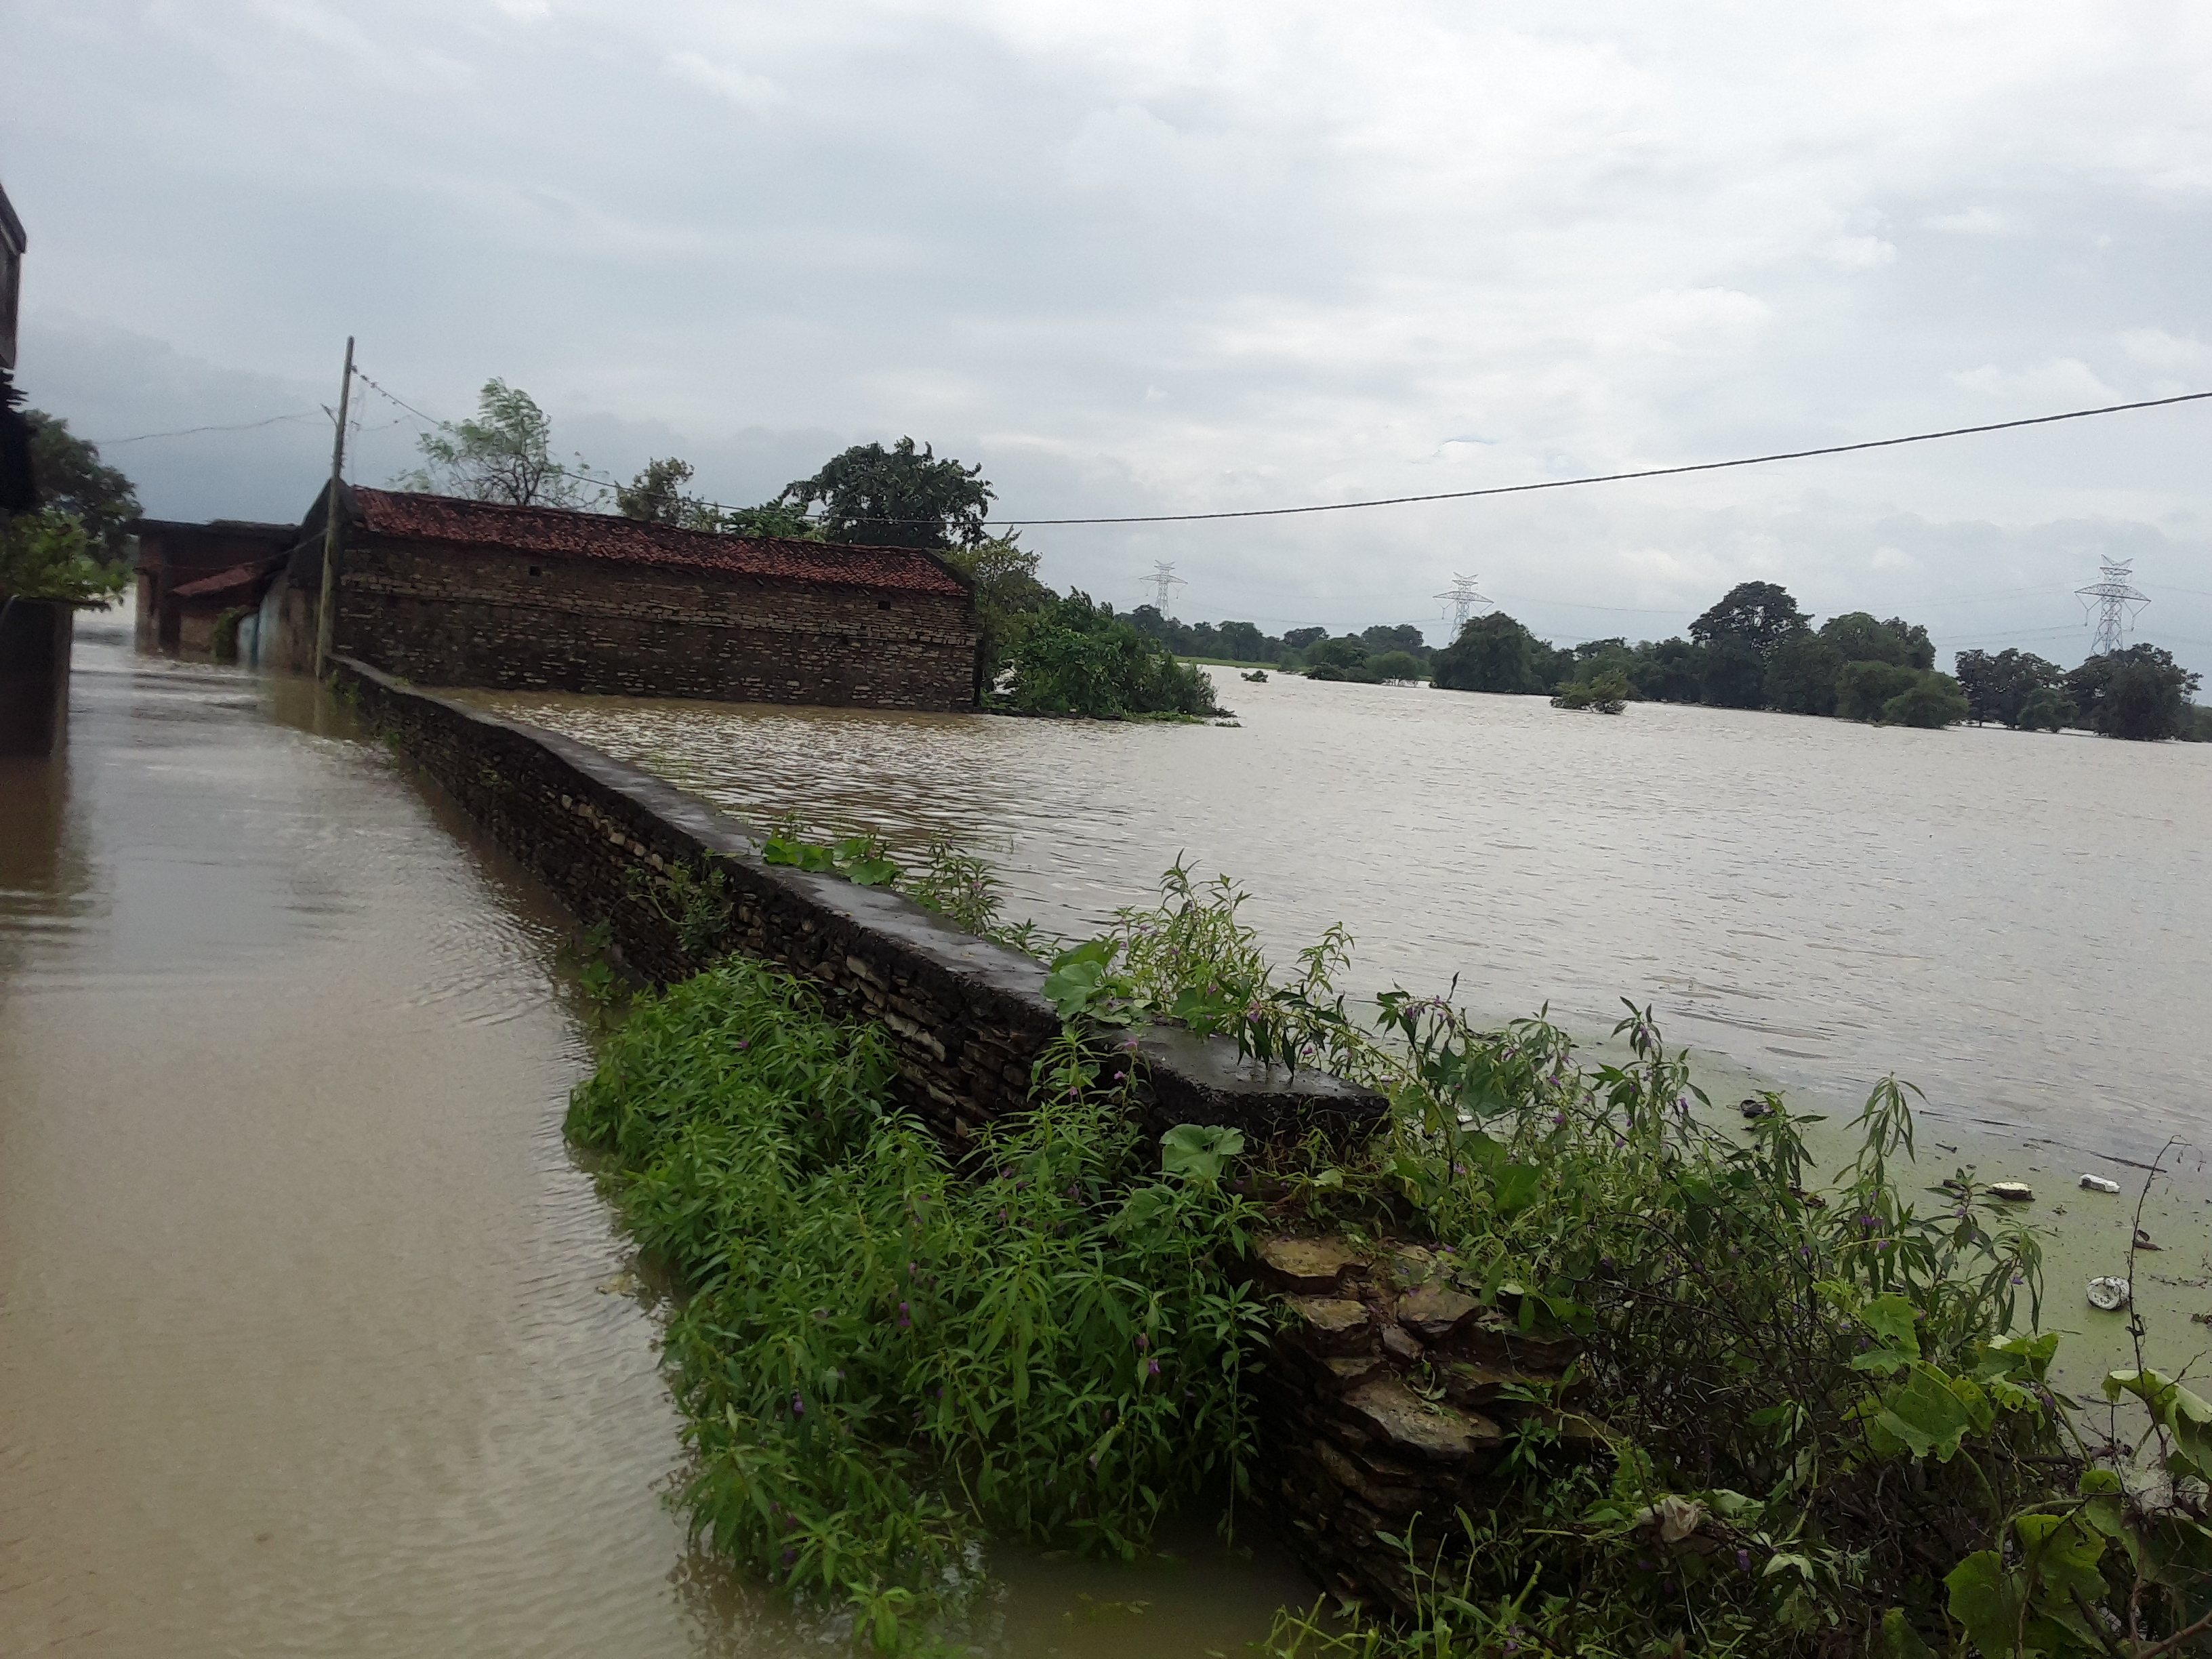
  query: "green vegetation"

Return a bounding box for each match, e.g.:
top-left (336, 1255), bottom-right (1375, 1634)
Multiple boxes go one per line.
top-left (398, 378), bottom-right (595, 507)
top-left (0, 510), bottom-right (129, 603)
top-left (567, 959), bottom-right (1269, 1647)
top-left (996, 592), bottom-right (1220, 719)
top-left (21, 409), bottom-right (140, 560)
top-left (573, 852), bottom-right (2212, 1656)
top-left (775, 438), bottom-right (995, 551)
top-left (1551, 668), bottom-right (1629, 713)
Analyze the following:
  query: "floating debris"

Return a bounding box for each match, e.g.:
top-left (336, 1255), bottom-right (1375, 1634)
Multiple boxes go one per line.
top-left (1988, 1181), bottom-right (2034, 1203)
top-left (2133, 1227), bottom-right (2161, 1252)
top-left (2086, 1277), bottom-right (2132, 1311)
top-left (1738, 1097), bottom-right (1772, 1119)
top-left (2078, 1173), bottom-right (2123, 1195)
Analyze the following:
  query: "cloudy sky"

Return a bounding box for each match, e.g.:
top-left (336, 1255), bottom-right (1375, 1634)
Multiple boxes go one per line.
top-left (7, 1), bottom-right (2211, 668)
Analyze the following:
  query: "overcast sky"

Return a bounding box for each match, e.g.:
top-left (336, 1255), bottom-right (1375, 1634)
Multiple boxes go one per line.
top-left (7, 1), bottom-right (2210, 669)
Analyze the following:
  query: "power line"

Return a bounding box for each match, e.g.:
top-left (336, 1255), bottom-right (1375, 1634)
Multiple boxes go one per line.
top-left (87, 411), bottom-right (325, 445)
top-left (984, 390), bottom-right (2212, 528)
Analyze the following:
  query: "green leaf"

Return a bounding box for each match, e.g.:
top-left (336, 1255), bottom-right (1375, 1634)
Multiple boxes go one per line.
top-left (1493, 1163), bottom-right (1542, 1216)
top-left (1881, 1606), bottom-right (1937, 1659)
top-left (1160, 1123), bottom-right (1244, 1183)
top-left (1945, 1550), bottom-right (2024, 1658)
top-left (1873, 1364), bottom-right (1982, 1462)
top-left (1041, 958), bottom-right (1107, 1019)
top-left (2013, 1513), bottom-right (2106, 1606)
top-left (1861, 1294), bottom-right (1921, 1355)
top-left (2104, 1368), bottom-right (2212, 1478)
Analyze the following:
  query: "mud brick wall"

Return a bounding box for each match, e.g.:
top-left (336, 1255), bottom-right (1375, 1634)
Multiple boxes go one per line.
top-left (1246, 1234), bottom-right (1601, 1615)
top-left (334, 539), bottom-right (978, 712)
top-left (332, 656), bottom-right (1384, 1153)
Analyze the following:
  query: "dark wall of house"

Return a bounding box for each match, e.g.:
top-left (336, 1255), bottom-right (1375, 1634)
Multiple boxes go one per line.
top-left (134, 522), bottom-right (295, 651)
top-left (0, 598), bottom-right (72, 756)
top-left (332, 537), bottom-right (978, 712)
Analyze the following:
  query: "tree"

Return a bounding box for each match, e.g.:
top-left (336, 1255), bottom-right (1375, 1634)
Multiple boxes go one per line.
top-left (1700, 637), bottom-right (1768, 709)
top-left (1765, 633), bottom-right (1843, 715)
top-left (1952, 648), bottom-right (2065, 727)
top-left (398, 380), bottom-right (590, 507)
top-left (999, 592), bottom-right (1217, 718)
top-left (0, 511), bottom-right (129, 602)
top-left (1879, 672), bottom-right (1969, 729)
top-left (1370, 649), bottom-right (1427, 682)
top-left (1214, 621), bottom-right (1267, 662)
top-left (1360, 623), bottom-right (1426, 657)
top-left (1431, 611), bottom-right (1551, 693)
top-left (1301, 636), bottom-right (1374, 681)
top-left (1835, 660), bottom-right (1922, 721)
top-left (2066, 645), bottom-right (2202, 740)
top-left (22, 410), bottom-right (140, 560)
top-left (1629, 638), bottom-right (1704, 703)
top-left (616, 457), bottom-right (709, 527)
top-left (778, 437), bottom-right (993, 550)
top-left (2015, 687), bottom-right (2076, 732)
top-left (1690, 581), bottom-right (1810, 665)
top-left (941, 536), bottom-right (1056, 694)
top-left (1282, 626), bottom-right (1328, 653)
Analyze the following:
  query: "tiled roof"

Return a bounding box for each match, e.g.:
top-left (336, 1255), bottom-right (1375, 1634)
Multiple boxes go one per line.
top-left (171, 560), bottom-right (277, 600)
top-left (350, 487), bottom-right (969, 599)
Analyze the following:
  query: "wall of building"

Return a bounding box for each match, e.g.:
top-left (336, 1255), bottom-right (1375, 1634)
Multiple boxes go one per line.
top-left (335, 539), bottom-right (977, 712)
top-left (0, 598), bottom-right (72, 756)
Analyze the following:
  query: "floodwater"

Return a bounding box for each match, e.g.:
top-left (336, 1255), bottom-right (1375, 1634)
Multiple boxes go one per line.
top-left (468, 673), bottom-right (2212, 1393)
top-left (0, 617), bottom-right (1308, 1657)
top-left (468, 672), bottom-right (2212, 1164)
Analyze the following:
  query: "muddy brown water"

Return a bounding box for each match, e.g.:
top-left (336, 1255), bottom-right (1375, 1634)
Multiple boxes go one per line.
top-left (464, 672), bottom-right (2212, 1391)
top-left (0, 616), bottom-right (1307, 1657)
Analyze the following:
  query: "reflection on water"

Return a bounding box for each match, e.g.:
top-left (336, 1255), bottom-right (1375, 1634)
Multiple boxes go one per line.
top-left (0, 617), bottom-right (1307, 1656)
top-left (468, 673), bottom-right (2212, 1160)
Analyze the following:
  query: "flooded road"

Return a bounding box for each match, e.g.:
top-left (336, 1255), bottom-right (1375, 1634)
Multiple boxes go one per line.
top-left (0, 618), bottom-right (1306, 1657)
top-left (468, 672), bottom-right (2212, 1163)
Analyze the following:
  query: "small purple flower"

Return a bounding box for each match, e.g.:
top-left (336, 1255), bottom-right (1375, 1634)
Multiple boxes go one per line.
top-left (791, 1392), bottom-right (804, 1418)
top-left (1134, 1333), bottom-right (1149, 1351)
top-left (1736, 1549), bottom-right (1751, 1573)
top-left (1147, 1358), bottom-right (1160, 1376)
top-left (897, 1301), bottom-right (912, 1330)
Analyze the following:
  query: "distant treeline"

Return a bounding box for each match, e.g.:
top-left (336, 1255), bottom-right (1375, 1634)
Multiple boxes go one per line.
top-left (1141, 579), bottom-right (2210, 740)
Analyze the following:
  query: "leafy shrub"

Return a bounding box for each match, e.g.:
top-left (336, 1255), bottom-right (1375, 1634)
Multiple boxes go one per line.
top-left (567, 960), bottom-right (1269, 1646)
top-left (0, 511), bottom-right (128, 603)
top-left (1552, 669), bottom-right (1631, 713)
top-left (1881, 670), bottom-right (1971, 729)
top-left (1000, 592), bottom-right (1218, 718)
top-left (1836, 659), bottom-right (1923, 720)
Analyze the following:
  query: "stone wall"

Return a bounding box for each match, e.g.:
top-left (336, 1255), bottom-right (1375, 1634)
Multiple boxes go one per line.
top-left (335, 539), bottom-right (978, 712)
top-left (331, 655), bottom-right (1382, 1152)
top-left (1246, 1233), bottom-right (1600, 1615)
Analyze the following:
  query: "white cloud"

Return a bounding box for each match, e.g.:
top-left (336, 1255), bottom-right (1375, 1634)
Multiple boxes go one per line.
top-left (1947, 359), bottom-right (2121, 405)
top-left (1925, 206), bottom-right (2012, 234)
top-left (664, 49), bottom-right (788, 113)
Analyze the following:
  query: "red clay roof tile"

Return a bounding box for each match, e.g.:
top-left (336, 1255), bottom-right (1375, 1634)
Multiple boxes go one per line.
top-left (350, 487), bottom-right (969, 599)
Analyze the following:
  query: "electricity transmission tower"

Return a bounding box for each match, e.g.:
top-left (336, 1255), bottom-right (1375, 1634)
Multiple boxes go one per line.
top-left (1145, 560), bottom-right (1187, 615)
top-left (1435, 573), bottom-right (1492, 636)
top-left (2076, 557), bottom-right (2149, 655)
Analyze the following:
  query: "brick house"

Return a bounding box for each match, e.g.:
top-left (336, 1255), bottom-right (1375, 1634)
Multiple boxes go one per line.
top-left (133, 518), bottom-right (301, 651)
top-left (277, 485), bottom-right (979, 710)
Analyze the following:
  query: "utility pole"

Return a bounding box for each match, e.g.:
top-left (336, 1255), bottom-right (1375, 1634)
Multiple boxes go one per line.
top-left (312, 335), bottom-right (354, 680)
top-left (1434, 573), bottom-right (1490, 637)
top-left (2076, 556), bottom-right (2148, 656)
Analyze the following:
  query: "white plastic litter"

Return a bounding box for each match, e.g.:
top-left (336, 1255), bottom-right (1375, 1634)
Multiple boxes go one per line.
top-left (2078, 1173), bottom-right (2123, 1194)
top-left (1988, 1181), bottom-right (2034, 1203)
top-left (2087, 1277), bottom-right (2132, 1311)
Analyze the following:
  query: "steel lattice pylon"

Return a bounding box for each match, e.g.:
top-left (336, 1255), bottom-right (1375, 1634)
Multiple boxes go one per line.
top-left (2076, 558), bottom-right (2149, 655)
top-left (1144, 560), bottom-right (1187, 615)
top-left (1435, 573), bottom-right (1492, 637)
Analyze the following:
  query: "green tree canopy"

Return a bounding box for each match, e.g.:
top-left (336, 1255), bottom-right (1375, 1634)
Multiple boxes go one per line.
top-left (1835, 659), bottom-right (1923, 721)
top-left (615, 456), bottom-right (712, 527)
top-left (23, 410), bottom-right (140, 560)
top-left (1281, 626), bottom-right (1328, 652)
top-left (1359, 622), bottom-right (1426, 657)
top-left (779, 437), bottom-right (994, 550)
top-left (1431, 611), bottom-right (1553, 693)
top-left (941, 536), bottom-right (1055, 692)
top-left (999, 592), bottom-right (1217, 718)
top-left (398, 379), bottom-right (589, 507)
top-left (1879, 672), bottom-right (1970, 729)
top-left (1952, 647), bottom-right (2066, 727)
top-left (1369, 649), bottom-right (1427, 682)
top-left (1765, 632), bottom-right (1845, 715)
top-left (1689, 581), bottom-right (1809, 662)
top-left (2066, 645), bottom-right (2202, 740)
top-left (1819, 611), bottom-right (1933, 671)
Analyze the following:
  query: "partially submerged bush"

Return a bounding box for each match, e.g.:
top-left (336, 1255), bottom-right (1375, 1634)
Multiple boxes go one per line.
top-left (998, 591), bottom-right (1219, 718)
top-left (568, 960), bottom-right (1269, 1645)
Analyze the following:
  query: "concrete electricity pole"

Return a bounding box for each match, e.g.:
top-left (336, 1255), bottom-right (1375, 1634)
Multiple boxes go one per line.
top-left (312, 335), bottom-right (355, 680)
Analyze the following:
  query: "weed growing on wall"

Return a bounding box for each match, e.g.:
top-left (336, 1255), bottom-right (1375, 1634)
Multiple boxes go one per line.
top-left (1015, 867), bottom-right (2212, 1656)
top-left (567, 959), bottom-right (1271, 1650)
